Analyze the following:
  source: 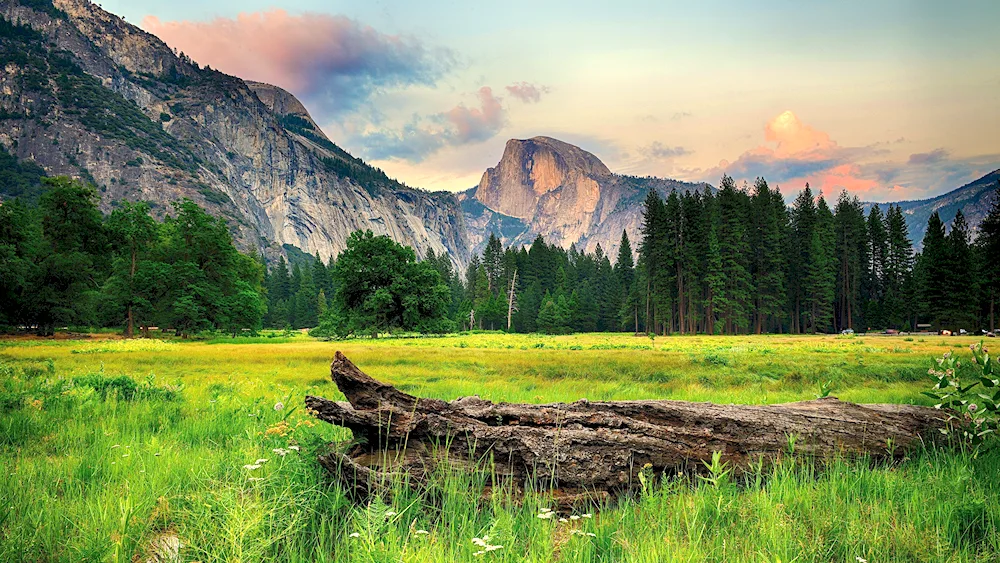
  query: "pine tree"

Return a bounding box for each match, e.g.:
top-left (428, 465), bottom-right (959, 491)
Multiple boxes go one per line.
top-left (789, 184), bottom-right (817, 332)
top-left (946, 209), bottom-right (977, 329)
top-left (884, 205), bottom-right (914, 329)
top-left (716, 176), bottom-right (752, 334)
top-left (750, 178), bottom-right (787, 333)
top-left (833, 191), bottom-right (867, 331)
top-left (918, 211), bottom-right (950, 328)
top-left (864, 204), bottom-right (888, 329)
top-left (977, 183), bottom-right (1000, 331)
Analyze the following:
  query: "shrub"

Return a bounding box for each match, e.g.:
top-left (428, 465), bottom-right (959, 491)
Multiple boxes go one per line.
top-left (924, 342), bottom-right (998, 448)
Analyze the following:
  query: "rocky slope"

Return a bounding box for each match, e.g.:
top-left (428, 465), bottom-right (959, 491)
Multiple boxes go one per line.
top-left (468, 136), bottom-right (710, 257)
top-left (0, 0), bottom-right (471, 266)
top-left (890, 170), bottom-right (999, 248)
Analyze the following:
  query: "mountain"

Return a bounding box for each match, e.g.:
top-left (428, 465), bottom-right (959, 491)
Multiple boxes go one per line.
top-left (884, 170), bottom-right (999, 248)
top-left (466, 136), bottom-right (710, 257)
top-left (0, 0), bottom-right (471, 266)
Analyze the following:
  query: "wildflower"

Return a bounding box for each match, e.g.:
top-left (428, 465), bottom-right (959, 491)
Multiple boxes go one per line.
top-left (272, 448), bottom-right (289, 457)
top-left (472, 537), bottom-right (502, 555)
top-left (248, 477), bottom-right (264, 482)
top-left (348, 532), bottom-right (360, 538)
top-left (582, 513), bottom-right (592, 518)
top-left (255, 458), bottom-right (268, 464)
top-left (243, 464), bottom-right (261, 470)
top-left (537, 511), bottom-right (555, 520)
top-left (288, 445), bottom-right (300, 451)
top-left (969, 403), bottom-right (978, 413)
top-left (856, 558), bottom-right (868, 563)
top-left (274, 402), bottom-right (284, 411)
top-left (558, 517), bottom-right (568, 523)
top-left (415, 529), bottom-right (429, 535)
top-left (385, 511), bottom-right (397, 517)
top-left (570, 515), bottom-right (580, 520)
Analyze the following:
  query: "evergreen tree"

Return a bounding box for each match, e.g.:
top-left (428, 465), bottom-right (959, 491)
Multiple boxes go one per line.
top-left (716, 176), bottom-right (752, 334)
top-left (864, 204), bottom-right (888, 329)
top-left (976, 184), bottom-right (1000, 331)
top-left (833, 191), bottom-right (867, 331)
top-left (946, 209), bottom-right (977, 329)
top-left (918, 212), bottom-right (950, 328)
top-left (750, 178), bottom-right (787, 333)
top-left (883, 205), bottom-right (914, 329)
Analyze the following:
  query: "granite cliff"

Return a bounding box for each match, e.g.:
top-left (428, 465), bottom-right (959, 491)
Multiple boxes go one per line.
top-left (467, 136), bottom-right (710, 258)
top-left (0, 0), bottom-right (471, 266)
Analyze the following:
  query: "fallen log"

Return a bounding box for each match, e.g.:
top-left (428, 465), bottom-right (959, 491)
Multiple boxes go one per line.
top-left (305, 352), bottom-right (950, 499)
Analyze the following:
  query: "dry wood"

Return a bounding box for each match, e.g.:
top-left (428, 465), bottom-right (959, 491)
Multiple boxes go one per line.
top-left (306, 352), bottom-right (949, 499)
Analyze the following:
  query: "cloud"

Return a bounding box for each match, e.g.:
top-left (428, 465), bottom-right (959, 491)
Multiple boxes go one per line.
top-left (908, 148), bottom-right (949, 165)
top-left (356, 87), bottom-right (507, 162)
top-left (446, 87), bottom-right (505, 143)
top-left (642, 142), bottom-right (690, 160)
top-left (504, 82), bottom-right (549, 103)
top-left (705, 111), bottom-right (999, 201)
top-left (142, 10), bottom-right (452, 116)
top-left (670, 111), bottom-right (693, 121)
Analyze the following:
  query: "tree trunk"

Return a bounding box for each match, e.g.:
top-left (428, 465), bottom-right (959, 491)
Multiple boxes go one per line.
top-left (306, 353), bottom-right (951, 501)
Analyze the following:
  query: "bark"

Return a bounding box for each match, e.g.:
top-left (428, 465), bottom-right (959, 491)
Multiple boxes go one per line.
top-left (306, 352), bottom-right (950, 500)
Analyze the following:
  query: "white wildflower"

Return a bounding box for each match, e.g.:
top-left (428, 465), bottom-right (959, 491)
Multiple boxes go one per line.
top-left (272, 448), bottom-right (289, 457)
top-left (570, 515), bottom-right (580, 520)
top-left (415, 529), bottom-right (429, 535)
top-left (288, 445), bottom-right (300, 451)
top-left (856, 558), bottom-right (867, 563)
top-left (274, 402), bottom-right (284, 411)
top-left (255, 458), bottom-right (268, 464)
top-left (348, 532), bottom-right (360, 538)
top-left (582, 513), bottom-right (592, 518)
top-left (537, 511), bottom-right (556, 519)
top-left (385, 511), bottom-right (397, 517)
top-left (969, 403), bottom-right (978, 413)
top-left (243, 464), bottom-right (261, 470)
top-left (559, 518), bottom-right (568, 523)
top-left (248, 477), bottom-right (264, 482)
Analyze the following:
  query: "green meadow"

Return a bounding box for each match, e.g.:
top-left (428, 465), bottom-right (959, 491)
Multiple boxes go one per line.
top-left (1, 333), bottom-right (998, 562)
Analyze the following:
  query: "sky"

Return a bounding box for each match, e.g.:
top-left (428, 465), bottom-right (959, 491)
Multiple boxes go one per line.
top-left (103, 0), bottom-right (1000, 200)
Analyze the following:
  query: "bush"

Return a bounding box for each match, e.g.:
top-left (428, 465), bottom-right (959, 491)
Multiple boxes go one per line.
top-left (924, 342), bottom-right (998, 448)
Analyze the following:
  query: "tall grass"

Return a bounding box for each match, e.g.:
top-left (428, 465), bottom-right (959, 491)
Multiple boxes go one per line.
top-left (0, 334), bottom-right (997, 561)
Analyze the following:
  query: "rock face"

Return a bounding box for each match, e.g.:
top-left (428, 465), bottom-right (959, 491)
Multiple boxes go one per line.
top-left (0, 0), bottom-right (471, 267)
top-left (471, 136), bottom-right (709, 258)
top-left (889, 170), bottom-right (999, 249)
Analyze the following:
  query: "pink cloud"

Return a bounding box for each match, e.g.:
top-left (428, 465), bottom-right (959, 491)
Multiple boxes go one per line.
top-left (446, 87), bottom-right (505, 143)
top-left (142, 10), bottom-right (450, 115)
top-left (356, 87), bottom-right (507, 162)
top-left (505, 82), bottom-right (549, 103)
top-left (708, 111), bottom-right (885, 197)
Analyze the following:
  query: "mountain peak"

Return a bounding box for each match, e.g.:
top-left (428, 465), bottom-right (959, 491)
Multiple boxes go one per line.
top-left (474, 136), bottom-right (610, 224)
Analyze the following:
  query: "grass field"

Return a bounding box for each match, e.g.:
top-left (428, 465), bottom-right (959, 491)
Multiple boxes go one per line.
top-left (1, 333), bottom-right (998, 561)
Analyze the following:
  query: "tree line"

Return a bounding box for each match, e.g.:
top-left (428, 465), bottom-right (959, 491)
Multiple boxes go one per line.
top-left (445, 178), bottom-right (1000, 335)
top-left (0, 177), bottom-right (265, 336)
top-left (4, 175), bottom-right (998, 338)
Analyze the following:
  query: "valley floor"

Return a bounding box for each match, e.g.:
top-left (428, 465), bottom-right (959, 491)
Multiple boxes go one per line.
top-left (1, 333), bottom-right (997, 561)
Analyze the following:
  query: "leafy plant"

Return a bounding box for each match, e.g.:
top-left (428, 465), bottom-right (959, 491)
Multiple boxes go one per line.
top-left (924, 342), bottom-right (998, 449)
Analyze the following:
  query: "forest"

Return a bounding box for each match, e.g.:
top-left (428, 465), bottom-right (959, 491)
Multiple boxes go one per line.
top-left (0, 177), bottom-right (265, 336)
top-left (2, 175), bottom-right (998, 337)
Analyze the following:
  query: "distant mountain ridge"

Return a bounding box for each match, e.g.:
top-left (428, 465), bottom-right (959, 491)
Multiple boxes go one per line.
top-left (877, 170), bottom-right (999, 249)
